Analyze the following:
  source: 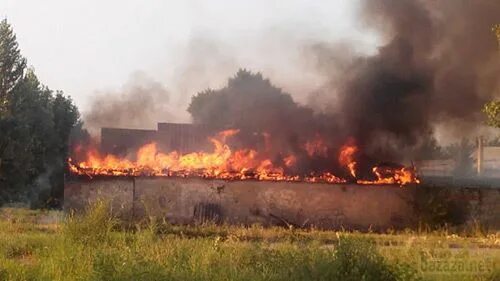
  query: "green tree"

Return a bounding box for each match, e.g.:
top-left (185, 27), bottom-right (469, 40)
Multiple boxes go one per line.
top-left (0, 19), bottom-right (26, 114)
top-left (0, 19), bottom-right (83, 207)
top-left (48, 92), bottom-right (81, 204)
top-left (188, 69), bottom-right (313, 133)
top-left (0, 18), bottom-right (26, 199)
top-left (187, 69), bottom-right (336, 176)
top-left (482, 24), bottom-right (500, 127)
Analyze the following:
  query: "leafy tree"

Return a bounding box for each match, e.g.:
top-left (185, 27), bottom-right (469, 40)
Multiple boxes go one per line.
top-left (482, 24), bottom-right (500, 127)
top-left (0, 19), bottom-right (26, 114)
top-left (1, 70), bottom-right (49, 200)
top-left (187, 69), bottom-right (349, 175)
top-left (188, 69), bottom-right (301, 131)
top-left (187, 68), bottom-right (322, 142)
top-left (0, 19), bottom-right (83, 207)
top-left (0, 19), bottom-right (28, 200)
top-left (47, 92), bottom-right (81, 204)
top-left (187, 69), bottom-right (323, 164)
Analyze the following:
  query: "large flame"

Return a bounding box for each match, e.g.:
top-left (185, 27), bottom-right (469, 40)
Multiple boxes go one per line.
top-left (69, 130), bottom-right (419, 186)
top-left (339, 140), bottom-right (358, 178)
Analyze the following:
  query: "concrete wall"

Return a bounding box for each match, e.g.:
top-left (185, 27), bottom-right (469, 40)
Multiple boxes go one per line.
top-left (65, 177), bottom-right (416, 230)
top-left (65, 177), bottom-right (500, 230)
top-left (443, 187), bottom-right (500, 230)
top-left (64, 178), bottom-right (134, 218)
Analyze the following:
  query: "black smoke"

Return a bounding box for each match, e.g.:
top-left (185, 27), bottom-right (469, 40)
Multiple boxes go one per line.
top-left (317, 0), bottom-right (499, 157)
top-left (188, 0), bottom-right (500, 177)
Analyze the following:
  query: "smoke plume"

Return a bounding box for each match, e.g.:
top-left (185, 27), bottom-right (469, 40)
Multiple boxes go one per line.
top-left (82, 0), bottom-right (499, 177)
top-left (309, 0), bottom-right (499, 158)
top-left (187, 0), bottom-right (500, 177)
top-left (84, 71), bottom-right (179, 135)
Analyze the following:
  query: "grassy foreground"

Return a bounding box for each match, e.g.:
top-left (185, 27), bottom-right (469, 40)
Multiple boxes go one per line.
top-left (0, 204), bottom-right (498, 281)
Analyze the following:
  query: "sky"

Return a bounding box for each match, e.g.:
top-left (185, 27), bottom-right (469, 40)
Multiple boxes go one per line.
top-left (1, 0), bottom-right (378, 121)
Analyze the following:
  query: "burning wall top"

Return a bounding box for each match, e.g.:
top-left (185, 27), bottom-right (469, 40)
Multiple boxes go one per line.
top-left (69, 123), bottom-right (419, 186)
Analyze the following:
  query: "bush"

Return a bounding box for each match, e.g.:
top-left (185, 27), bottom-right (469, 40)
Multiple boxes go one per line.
top-left (62, 200), bottom-right (116, 245)
top-left (330, 236), bottom-right (420, 281)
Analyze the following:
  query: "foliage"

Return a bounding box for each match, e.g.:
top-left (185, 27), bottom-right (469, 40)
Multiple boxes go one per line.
top-left (188, 68), bottom-right (313, 132)
top-left (0, 19), bottom-right (26, 114)
top-left (187, 69), bottom-right (331, 173)
top-left (2, 206), bottom-right (499, 281)
top-left (482, 25), bottom-right (500, 128)
top-left (329, 236), bottom-right (416, 281)
top-left (189, 69), bottom-right (285, 127)
top-left (483, 101), bottom-right (500, 128)
top-left (0, 19), bottom-right (83, 207)
top-left (62, 200), bottom-right (117, 245)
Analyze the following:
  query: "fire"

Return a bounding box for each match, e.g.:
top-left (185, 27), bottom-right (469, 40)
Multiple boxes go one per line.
top-left (357, 166), bottom-right (420, 185)
top-left (339, 140), bottom-right (358, 178)
top-left (69, 130), bottom-right (419, 186)
top-left (304, 135), bottom-right (328, 157)
top-left (70, 130), bottom-right (310, 181)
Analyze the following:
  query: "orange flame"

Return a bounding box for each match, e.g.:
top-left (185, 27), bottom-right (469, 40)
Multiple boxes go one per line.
top-left (70, 130), bottom-right (329, 182)
top-left (69, 130), bottom-right (419, 186)
top-left (356, 166), bottom-right (420, 185)
top-left (339, 141), bottom-right (358, 178)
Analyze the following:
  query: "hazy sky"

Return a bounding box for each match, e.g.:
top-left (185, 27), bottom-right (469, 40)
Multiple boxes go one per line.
top-left (1, 0), bottom-right (377, 119)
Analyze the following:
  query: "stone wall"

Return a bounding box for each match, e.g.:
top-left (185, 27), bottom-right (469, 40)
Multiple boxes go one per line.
top-left (64, 177), bottom-right (500, 231)
top-left (65, 177), bottom-right (415, 230)
top-left (64, 177), bottom-right (134, 218)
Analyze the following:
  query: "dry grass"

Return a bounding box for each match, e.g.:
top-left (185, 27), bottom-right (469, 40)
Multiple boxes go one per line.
top-left (0, 204), bottom-right (498, 281)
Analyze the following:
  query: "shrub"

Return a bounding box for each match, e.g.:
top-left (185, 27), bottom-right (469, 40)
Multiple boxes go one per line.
top-left (330, 236), bottom-right (420, 281)
top-left (62, 200), bottom-right (116, 245)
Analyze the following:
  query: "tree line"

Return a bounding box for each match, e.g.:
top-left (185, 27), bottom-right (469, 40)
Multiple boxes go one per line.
top-left (0, 19), bottom-right (86, 207)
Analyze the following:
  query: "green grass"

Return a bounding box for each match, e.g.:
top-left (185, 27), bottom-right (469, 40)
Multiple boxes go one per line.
top-left (0, 203), bottom-right (498, 281)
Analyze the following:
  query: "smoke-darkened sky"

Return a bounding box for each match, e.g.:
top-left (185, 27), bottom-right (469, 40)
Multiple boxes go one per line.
top-left (1, 0), bottom-right (376, 122)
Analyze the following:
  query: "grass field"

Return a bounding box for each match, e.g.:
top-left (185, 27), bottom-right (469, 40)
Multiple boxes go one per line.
top-left (0, 203), bottom-right (498, 281)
